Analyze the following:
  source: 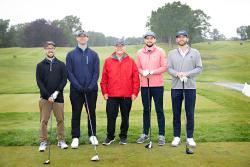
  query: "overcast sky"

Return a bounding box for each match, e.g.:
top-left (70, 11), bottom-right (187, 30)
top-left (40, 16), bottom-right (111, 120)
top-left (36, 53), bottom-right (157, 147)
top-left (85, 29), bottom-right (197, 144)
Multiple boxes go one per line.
top-left (1, 0), bottom-right (250, 38)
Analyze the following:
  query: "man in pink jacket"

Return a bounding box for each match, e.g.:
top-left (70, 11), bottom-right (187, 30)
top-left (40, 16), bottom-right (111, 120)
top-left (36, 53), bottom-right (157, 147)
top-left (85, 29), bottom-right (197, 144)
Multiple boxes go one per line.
top-left (135, 31), bottom-right (167, 146)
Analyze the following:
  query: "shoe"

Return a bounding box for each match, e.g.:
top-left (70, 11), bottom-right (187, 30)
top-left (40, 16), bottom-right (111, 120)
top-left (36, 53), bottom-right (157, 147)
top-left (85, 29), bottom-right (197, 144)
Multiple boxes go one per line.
top-left (89, 136), bottom-right (99, 145)
top-left (119, 138), bottom-right (127, 145)
top-left (171, 137), bottom-right (181, 147)
top-left (136, 134), bottom-right (148, 144)
top-left (57, 140), bottom-right (68, 149)
top-left (39, 141), bottom-right (47, 152)
top-left (71, 138), bottom-right (79, 149)
top-left (158, 135), bottom-right (165, 146)
top-left (102, 138), bottom-right (115, 146)
top-left (187, 138), bottom-right (196, 147)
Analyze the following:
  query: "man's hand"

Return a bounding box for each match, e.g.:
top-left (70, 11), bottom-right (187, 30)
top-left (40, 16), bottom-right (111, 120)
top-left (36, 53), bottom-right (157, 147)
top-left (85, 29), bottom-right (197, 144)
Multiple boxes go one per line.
top-left (103, 94), bottom-right (108, 100)
top-left (131, 94), bottom-right (137, 101)
top-left (177, 72), bottom-right (188, 78)
top-left (48, 97), bottom-right (54, 103)
top-left (142, 70), bottom-right (150, 77)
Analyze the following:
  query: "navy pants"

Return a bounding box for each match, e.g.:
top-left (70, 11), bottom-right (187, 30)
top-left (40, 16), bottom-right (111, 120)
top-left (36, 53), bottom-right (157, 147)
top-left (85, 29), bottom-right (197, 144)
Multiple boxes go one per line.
top-left (141, 87), bottom-right (165, 136)
top-left (171, 89), bottom-right (196, 138)
top-left (70, 90), bottom-right (97, 138)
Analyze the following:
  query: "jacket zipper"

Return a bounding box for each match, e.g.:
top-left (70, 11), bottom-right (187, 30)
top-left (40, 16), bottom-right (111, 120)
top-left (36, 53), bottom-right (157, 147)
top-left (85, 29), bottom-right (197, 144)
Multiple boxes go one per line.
top-left (49, 61), bottom-right (52, 71)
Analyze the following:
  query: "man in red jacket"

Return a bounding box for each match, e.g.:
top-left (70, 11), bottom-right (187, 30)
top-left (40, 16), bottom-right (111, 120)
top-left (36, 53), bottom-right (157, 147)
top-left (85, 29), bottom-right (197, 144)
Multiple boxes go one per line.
top-left (100, 39), bottom-right (140, 145)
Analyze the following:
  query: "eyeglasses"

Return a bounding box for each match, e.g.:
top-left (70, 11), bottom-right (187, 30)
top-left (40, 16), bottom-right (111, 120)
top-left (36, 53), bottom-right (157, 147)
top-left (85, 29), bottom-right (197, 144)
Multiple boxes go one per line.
top-left (45, 47), bottom-right (55, 50)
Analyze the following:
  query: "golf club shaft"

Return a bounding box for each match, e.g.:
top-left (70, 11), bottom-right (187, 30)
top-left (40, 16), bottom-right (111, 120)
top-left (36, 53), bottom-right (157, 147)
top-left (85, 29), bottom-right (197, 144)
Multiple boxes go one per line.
top-left (84, 93), bottom-right (98, 155)
top-left (48, 105), bottom-right (53, 161)
top-left (147, 78), bottom-right (152, 143)
top-left (182, 81), bottom-right (186, 141)
top-left (183, 81), bottom-right (191, 150)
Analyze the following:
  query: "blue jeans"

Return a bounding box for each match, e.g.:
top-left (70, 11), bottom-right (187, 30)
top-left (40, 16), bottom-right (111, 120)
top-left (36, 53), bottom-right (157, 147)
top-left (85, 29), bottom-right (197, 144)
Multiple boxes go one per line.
top-left (171, 89), bottom-right (196, 138)
top-left (141, 87), bottom-right (165, 136)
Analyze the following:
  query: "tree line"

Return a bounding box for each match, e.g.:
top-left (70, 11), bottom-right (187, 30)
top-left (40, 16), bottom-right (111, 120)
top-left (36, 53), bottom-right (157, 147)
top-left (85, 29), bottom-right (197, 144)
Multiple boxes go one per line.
top-left (1, 1), bottom-right (248, 48)
top-left (0, 15), bottom-right (143, 48)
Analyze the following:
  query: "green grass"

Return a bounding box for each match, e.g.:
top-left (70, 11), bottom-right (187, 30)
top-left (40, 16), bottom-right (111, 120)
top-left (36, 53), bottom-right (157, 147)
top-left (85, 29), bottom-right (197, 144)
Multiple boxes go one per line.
top-left (0, 41), bottom-right (250, 93)
top-left (0, 85), bottom-right (249, 146)
top-left (0, 143), bottom-right (250, 167)
top-left (0, 41), bottom-right (250, 166)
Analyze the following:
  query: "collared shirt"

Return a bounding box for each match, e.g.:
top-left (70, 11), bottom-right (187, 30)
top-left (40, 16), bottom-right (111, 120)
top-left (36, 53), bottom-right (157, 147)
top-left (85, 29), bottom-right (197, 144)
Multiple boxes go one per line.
top-left (112, 53), bottom-right (127, 62)
top-left (178, 46), bottom-right (189, 58)
top-left (78, 44), bottom-right (87, 52)
top-left (45, 56), bottom-right (55, 62)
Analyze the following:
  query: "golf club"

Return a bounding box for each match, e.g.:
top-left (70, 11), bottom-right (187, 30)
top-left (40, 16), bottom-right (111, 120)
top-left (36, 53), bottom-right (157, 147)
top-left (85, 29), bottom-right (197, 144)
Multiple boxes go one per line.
top-left (84, 93), bottom-right (100, 161)
top-left (182, 81), bottom-right (194, 154)
top-left (145, 78), bottom-right (153, 149)
top-left (44, 109), bottom-right (53, 164)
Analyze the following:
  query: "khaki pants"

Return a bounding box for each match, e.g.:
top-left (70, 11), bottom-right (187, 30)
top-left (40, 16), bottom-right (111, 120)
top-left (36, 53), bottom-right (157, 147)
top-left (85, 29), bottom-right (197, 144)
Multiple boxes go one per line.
top-left (39, 99), bottom-right (65, 142)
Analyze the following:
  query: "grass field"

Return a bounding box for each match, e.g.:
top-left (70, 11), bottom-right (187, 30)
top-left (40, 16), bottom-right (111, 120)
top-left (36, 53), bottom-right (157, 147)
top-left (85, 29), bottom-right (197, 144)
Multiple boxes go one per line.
top-left (0, 41), bottom-right (249, 166)
top-left (1, 143), bottom-right (250, 167)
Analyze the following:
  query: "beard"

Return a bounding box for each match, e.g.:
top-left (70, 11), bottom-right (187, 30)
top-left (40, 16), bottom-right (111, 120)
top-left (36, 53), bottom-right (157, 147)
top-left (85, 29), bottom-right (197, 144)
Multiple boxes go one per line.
top-left (178, 40), bottom-right (188, 46)
top-left (146, 43), bottom-right (154, 47)
top-left (47, 52), bottom-right (54, 57)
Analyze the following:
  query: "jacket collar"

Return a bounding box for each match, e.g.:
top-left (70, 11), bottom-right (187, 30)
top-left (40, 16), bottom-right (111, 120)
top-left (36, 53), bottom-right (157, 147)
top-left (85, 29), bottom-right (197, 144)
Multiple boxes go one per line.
top-left (76, 45), bottom-right (89, 54)
top-left (142, 45), bottom-right (157, 53)
top-left (43, 57), bottom-right (58, 64)
top-left (111, 52), bottom-right (128, 61)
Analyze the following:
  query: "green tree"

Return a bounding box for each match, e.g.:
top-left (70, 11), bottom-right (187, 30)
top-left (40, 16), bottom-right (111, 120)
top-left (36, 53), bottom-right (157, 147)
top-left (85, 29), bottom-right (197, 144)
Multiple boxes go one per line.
top-left (147, 1), bottom-right (210, 46)
top-left (125, 37), bottom-right (143, 45)
top-left (237, 26), bottom-right (247, 40)
top-left (0, 19), bottom-right (10, 47)
top-left (245, 26), bottom-right (250, 39)
top-left (87, 31), bottom-right (106, 46)
top-left (53, 15), bottom-right (82, 46)
top-left (6, 23), bottom-right (27, 47)
top-left (210, 28), bottom-right (226, 41)
top-left (23, 19), bottom-right (67, 47)
top-left (105, 36), bottom-right (118, 46)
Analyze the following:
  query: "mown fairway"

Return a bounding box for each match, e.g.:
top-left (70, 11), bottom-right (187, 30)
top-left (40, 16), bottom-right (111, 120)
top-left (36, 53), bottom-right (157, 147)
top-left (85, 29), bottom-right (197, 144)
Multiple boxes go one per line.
top-left (0, 41), bottom-right (249, 166)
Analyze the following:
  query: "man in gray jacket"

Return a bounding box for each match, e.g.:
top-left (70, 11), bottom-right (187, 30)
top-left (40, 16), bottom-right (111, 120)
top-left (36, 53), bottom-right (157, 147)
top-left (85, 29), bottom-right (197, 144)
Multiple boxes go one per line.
top-left (167, 30), bottom-right (202, 147)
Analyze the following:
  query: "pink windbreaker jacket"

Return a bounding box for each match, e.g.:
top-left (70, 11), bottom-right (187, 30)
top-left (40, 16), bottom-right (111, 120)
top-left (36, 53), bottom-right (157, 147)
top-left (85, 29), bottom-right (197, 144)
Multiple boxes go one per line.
top-left (136, 46), bottom-right (167, 87)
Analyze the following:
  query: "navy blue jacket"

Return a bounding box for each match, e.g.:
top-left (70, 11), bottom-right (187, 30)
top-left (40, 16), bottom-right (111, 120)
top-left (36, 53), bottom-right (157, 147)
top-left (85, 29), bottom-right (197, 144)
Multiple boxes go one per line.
top-left (66, 46), bottom-right (100, 92)
top-left (36, 57), bottom-right (67, 103)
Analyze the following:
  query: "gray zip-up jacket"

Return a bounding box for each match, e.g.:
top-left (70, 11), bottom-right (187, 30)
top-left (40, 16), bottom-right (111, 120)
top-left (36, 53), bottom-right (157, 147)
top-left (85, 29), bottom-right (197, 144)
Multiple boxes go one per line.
top-left (167, 47), bottom-right (202, 89)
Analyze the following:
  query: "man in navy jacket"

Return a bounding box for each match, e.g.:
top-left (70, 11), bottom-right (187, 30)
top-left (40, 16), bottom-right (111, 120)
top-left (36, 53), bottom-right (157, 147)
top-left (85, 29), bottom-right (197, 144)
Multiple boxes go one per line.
top-left (66, 30), bottom-right (100, 148)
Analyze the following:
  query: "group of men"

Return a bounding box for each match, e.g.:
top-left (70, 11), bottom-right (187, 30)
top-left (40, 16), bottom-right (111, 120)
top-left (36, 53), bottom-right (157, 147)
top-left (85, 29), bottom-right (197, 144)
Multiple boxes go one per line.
top-left (36, 29), bottom-right (202, 152)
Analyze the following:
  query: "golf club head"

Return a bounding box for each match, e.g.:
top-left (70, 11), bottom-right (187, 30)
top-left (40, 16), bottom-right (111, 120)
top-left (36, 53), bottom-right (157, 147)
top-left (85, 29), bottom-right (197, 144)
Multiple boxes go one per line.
top-left (91, 155), bottom-right (100, 161)
top-left (43, 160), bottom-right (50, 165)
top-left (186, 144), bottom-right (194, 154)
top-left (145, 141), bottom-right (153, 149)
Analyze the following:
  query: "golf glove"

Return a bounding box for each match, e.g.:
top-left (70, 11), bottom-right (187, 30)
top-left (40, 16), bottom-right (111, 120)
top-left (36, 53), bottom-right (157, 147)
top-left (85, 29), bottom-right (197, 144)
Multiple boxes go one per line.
top-left (51, 91), bottom-right (59, 100)
top-left (180, 76), bottom-right (188, 83)
top-left (143, 70), bottom-right (150, 77)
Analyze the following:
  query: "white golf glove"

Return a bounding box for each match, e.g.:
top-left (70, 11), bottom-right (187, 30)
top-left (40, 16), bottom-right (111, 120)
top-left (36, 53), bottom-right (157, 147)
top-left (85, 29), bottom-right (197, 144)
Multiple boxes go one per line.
top-left (142, 70), bottom-right (150, 77)
top-left (180, 76), bottom-right (188, 83)
top-left (51, 91), bottom-right (59, 100)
